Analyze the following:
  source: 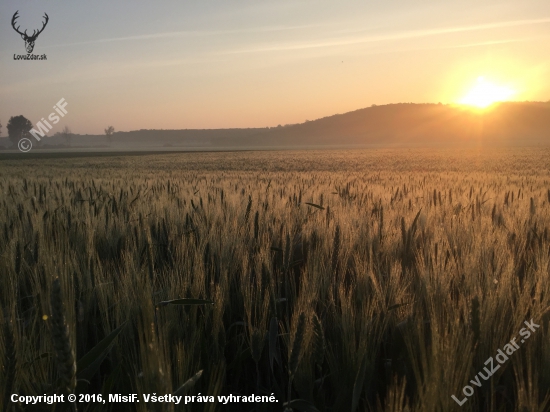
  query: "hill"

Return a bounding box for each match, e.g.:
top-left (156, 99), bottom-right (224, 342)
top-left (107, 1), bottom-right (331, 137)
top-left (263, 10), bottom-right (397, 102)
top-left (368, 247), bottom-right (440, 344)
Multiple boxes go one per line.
top-left (243, 101), bottom-right (550, 147)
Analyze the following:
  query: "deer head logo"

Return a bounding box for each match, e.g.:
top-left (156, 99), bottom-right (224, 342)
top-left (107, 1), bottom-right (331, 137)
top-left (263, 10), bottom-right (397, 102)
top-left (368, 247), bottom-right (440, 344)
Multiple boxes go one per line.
top-left (11, 11), bottom-right (49, 54)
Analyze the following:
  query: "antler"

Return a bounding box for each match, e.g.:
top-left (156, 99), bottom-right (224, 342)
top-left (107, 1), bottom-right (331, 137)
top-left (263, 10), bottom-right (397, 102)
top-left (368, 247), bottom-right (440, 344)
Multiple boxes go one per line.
top-left (11, 11), bottom-right (49, 40)
top-left (11, 11), bottom-right (27, 37)
top-left (32, 13), bottom-right (49, 38)
top-left (29, 13), bottom-right (49, 39)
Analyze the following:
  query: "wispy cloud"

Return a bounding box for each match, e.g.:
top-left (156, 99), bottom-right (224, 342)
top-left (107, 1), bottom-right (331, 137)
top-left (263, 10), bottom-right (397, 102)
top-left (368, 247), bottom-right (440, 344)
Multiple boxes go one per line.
top-left (219, 18), bottom-right (550, 54)
top-left (41, 17), bottom-right (550, 54)
top-left (42, 24), bottom-right (321, 49)
top-left (449, 38), bottom-right (531, 49)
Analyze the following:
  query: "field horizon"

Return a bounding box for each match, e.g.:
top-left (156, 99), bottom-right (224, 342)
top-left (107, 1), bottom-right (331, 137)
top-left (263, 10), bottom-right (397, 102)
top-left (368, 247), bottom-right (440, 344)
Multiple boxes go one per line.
top-left (2, 101), bottom-right (550, 153)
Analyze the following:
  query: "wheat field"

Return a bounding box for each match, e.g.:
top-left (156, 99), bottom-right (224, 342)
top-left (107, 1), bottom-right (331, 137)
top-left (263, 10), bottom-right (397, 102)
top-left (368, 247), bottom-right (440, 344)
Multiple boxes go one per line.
top-left (1, 148), bottom-right (550, 412)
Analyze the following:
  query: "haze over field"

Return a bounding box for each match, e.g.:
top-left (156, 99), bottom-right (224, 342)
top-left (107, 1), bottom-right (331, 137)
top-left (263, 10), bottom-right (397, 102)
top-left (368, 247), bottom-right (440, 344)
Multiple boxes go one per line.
top-left (2, 102), bottom-right (549, 151)
top-left (1, 0), bottom-right (549, 140)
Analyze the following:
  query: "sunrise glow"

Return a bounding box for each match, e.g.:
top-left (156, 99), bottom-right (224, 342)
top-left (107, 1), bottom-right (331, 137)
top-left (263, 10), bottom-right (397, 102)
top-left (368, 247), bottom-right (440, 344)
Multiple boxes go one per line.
top-left (459, 77), bottom-right (516, 108)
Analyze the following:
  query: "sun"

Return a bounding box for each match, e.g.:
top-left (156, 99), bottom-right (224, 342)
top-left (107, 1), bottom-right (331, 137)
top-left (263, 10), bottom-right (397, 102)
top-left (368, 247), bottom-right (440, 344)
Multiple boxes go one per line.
top-left (459, 77), bottom-right (516, 108)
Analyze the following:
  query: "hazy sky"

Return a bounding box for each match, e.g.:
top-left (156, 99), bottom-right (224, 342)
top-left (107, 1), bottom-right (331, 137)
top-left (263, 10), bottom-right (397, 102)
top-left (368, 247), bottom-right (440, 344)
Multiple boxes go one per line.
top-left (1, 0), bottom-right (549, 134)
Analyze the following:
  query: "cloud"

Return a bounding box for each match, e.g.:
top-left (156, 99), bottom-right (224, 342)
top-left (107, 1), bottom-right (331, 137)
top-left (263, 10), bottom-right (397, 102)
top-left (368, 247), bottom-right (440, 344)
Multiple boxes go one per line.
top-left (219, 18), bottom-right (550, 54)
top-left (449, 38), bottom-right (531, 49)
top-left (42, 24), bottom-right (321, 49)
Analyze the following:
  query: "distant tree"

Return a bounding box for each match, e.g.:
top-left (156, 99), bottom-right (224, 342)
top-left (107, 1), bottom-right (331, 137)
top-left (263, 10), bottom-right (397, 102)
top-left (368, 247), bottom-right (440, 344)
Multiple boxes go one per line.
top-left (105, 126), bottom-right (115, 143)
top-left (0, 121), bottom-right (2, 137)
top-left (60, 125), bottom-right (72, 146)
top-left (7, 115), bottom-right (32, 147)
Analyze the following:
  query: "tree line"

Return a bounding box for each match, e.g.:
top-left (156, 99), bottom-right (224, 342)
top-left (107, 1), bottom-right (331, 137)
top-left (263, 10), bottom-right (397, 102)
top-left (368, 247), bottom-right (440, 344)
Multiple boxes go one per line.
top-left (0, 115), bottom-right (115, 148)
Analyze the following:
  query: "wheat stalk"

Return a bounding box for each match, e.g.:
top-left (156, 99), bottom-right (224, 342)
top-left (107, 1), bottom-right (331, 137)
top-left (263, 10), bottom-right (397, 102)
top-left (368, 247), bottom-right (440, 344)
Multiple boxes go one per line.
top-left (289, 313), bottom-right (306, 379)
top-left (2, 321), bottom-right (16, 408)
top-left (50, 278), bottom-right (77, 395)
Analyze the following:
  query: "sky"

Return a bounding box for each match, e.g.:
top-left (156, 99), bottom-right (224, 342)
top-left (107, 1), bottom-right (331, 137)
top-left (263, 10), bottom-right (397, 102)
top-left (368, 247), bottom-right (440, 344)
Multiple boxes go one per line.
top-left (1, 0), bottom-right (549, 135)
